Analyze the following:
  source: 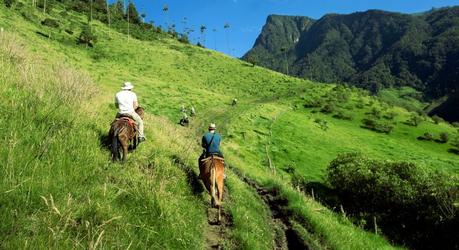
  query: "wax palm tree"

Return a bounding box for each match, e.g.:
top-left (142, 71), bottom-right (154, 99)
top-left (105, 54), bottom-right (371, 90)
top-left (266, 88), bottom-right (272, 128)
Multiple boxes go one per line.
top-left (224, 23), bottom-right (230, 55)
top-left (106, 0), bottom-right (111, 37)
top-left (162, 4), bottom-right (169, 31)
top-left (212, 28), bottom-right (217, 50)
top-left (200, 25), bottom-right (207, 46)
top-left (280, 47), bottom-right (289, 75)
top-left (90, 0), bottom-right (93, 22)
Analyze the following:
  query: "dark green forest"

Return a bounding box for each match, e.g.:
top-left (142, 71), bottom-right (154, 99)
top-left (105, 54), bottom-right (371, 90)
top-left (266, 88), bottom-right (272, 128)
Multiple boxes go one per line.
top-left (244, 8), bottom-right (459, 121)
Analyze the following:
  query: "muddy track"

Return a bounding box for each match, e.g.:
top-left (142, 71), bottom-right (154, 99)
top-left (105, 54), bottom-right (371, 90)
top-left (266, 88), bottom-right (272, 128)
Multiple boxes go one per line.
top-left (172, 156), bottom-right (233, 249)
top-left (204, 186), bottom-right (233, 250)
top-left (231, 168), bottom-right (310, 250)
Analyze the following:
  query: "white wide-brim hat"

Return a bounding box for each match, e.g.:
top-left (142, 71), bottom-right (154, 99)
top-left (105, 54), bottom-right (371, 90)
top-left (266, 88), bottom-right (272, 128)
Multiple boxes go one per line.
top-left (209, 123), bottom-right (216, 130)
top-left (122, 82), bottom-right (134, 90)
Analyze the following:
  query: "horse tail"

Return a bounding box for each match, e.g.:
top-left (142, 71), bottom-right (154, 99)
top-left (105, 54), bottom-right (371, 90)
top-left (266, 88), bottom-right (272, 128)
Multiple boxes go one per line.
top-left (111, 127), bottom-right (120, 161)
top-left (210, 158), bottom-right (218, 207)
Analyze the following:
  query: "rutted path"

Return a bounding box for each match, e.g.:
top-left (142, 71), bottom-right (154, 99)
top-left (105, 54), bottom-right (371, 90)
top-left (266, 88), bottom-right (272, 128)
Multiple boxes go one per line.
top-left (171, 156), bottom-right (233, 249)
top-left (203, 187), bottom-right (233, 250)
top-left (231, 168), bottom-right (310, 250)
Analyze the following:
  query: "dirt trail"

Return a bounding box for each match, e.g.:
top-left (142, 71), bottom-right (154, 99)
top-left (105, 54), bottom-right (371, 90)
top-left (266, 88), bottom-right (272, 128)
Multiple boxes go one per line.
top-left (232, 168), bottom-right (310, 250)
top-left (171, 155), bottom-right (309, 249)
top-left (172, 156), bottom-right (233, 249)
top-left (203, 195), bottom-right (233, 250)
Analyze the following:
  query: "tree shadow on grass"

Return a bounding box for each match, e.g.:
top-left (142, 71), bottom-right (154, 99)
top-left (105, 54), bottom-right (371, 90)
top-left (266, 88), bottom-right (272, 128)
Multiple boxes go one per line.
top-left (36, 31), bottom-right (50, 39)
top-left (447, 148), bottom-right (459, 155)
top-left (299, 181), bottom-right (341, 210)
top-left (172, 155), bottom-right (205, 196)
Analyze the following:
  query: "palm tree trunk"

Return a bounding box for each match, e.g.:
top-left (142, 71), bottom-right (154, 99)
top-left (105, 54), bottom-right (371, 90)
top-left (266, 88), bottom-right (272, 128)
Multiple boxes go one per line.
top-left (124, 0), bottom-right (129, 42)
top-left (90, 0), bottom-right (93, 23)
top-left (284, 52), bottom-right (289, 75)
top-left (225, 30), bottom-right (230, 55)
top-left (106, 0), bottom-right (111, 37)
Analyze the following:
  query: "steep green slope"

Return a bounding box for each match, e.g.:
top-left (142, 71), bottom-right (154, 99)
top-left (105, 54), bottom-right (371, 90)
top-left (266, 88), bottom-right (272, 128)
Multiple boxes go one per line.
top-left (0, 31), bottom-right (208, 249)
top-left (0, 5), bottom-right (278, 249)
top-left (244, 8), bottom-right (459, 121)
top-left (1, 1), bottom-right (457, 249)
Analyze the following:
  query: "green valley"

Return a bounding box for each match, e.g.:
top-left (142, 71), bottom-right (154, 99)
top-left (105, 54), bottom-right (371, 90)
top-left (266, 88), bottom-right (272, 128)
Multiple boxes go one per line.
top-left (0, 1), bottom-right (457, 249)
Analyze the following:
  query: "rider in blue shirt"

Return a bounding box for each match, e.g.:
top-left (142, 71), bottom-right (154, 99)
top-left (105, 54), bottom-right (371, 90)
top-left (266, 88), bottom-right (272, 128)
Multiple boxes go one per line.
top-left (201, 123), bottom-right (223, 157)
top-left (198, 123), bottom-right (223, 179)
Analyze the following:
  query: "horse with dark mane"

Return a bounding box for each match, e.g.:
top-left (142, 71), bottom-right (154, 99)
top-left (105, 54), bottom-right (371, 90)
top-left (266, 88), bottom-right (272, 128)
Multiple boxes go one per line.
top-left (109, 107), bottom-right (144, 161)
top-left (200, 155), bottom-right (225, 222)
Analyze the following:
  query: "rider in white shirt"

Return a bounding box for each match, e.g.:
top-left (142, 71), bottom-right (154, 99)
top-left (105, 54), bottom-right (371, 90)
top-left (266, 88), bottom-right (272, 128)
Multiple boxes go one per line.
top-left (115, 82), bottom-right (145, 141)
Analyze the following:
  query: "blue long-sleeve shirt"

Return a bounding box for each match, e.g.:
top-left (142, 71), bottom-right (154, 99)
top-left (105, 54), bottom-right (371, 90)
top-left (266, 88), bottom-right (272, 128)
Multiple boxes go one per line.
top-left (202, 132), bottom-right (222, 156)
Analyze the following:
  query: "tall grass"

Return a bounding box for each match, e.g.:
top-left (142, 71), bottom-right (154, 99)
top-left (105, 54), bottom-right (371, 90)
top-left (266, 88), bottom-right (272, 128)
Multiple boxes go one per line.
top-left (0, 31), bottom-right (208, 249)
top-left (4, 2), bottom-right (456, 248)
top-left (0, 29), bottom-right (280, 249)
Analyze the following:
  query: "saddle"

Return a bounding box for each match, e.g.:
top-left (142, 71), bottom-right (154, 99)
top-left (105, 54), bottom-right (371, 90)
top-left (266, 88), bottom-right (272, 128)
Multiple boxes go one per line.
top-left (114, 114), bottom-right (138, 130)
top-left (201, 155), bottom-right (225, 163)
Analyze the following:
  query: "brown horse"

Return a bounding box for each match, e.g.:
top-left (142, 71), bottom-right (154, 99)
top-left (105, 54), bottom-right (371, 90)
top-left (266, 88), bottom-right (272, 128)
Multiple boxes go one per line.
top-left (109, 107), bottom-right (144, 161)
top-left (200, 155), bottom-right (225, 221)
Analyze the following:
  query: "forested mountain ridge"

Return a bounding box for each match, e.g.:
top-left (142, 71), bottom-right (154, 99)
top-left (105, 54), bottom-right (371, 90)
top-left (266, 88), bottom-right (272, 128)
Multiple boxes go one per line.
top-left (1, 0), bottom-right (458, 248)
top-left (244, 7), bottom-right (459, 121)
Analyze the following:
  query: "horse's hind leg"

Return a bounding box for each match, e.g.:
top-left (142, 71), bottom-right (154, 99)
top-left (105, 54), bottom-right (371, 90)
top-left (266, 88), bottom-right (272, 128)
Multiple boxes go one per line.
top-left (216, 172), bottom-right (224, 207)
top-left (121, 142), bottom-right (129, 162)
top-left (210, 167), bottom-right (217, 207)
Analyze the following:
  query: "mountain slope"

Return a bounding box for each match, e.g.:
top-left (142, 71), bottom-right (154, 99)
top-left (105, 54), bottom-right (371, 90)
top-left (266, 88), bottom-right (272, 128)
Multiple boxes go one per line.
top-left (244, 7), bottom-right (459, 121)
top-left (1, 1), bottom-right (457, 249)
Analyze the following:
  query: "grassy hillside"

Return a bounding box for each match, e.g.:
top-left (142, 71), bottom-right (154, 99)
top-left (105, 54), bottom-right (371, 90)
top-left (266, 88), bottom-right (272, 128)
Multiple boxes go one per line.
top-left (1, 1), bottom-right (457, 249)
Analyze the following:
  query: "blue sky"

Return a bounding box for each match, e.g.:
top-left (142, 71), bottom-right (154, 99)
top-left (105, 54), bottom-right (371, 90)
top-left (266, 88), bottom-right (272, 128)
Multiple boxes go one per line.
top-left (115, 0), bottom-right (459, 57)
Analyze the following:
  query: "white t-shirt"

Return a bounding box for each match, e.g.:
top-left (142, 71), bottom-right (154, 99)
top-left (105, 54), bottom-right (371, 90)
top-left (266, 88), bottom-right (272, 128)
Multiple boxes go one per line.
top-left (115, 90), bottom-right (138, 114)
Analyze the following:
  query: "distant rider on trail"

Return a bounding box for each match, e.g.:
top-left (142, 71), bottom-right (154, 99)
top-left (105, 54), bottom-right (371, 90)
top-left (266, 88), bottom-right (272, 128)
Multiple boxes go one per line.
top-left (115, 82), bottom-right (146, 142)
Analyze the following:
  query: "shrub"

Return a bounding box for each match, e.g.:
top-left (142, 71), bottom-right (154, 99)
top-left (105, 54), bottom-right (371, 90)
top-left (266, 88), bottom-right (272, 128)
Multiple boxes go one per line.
top-left (365, 107), bottom-right (381, 119)
top-left (333, 110), bottom-right (353, 120)
top-left (452, 137), bottom-right (459, 147)
top-left (178, 34), bottom-right (189, 44)
top-left (77, 25), bottom-right (97, 47)
top-left (451, 122), bottom-right (459, 128)
top-left (303, 99), bottom-right (322, 108)
top-left (361, 118), bottom-right (393, 134)
top-left (327, 153), bottom-right (458, 249)
top-left (432, 115), bottom-right (444, 124)
top-left (383, 111), bottom-right (397, 120)
top-left (41, 18), bottom-right (59, 28)
top-left (439, 132), bottom-right (449, 143)
top-left (36, 0), bottom-right (55, 13)
top-left (245, 53), bottom-right (258, 67)
top-left (320, 103), bottom-right (335, 114)
top-left (418, 132), bottom-right (434, 141)
top-left (156, 26), bottom-right (163, 33)
top-left (4, 0), bottom-right (15, 8)
top-left (21, 9), bottom-right (39, 23)
top-left (449, 138), bottom-right (459, 155)
top-left (405, 113), bottom-right (422, 126)
top-left (314, 118), bottom-right (328, 131)
top-left (355, 102), bottom-right (364, 109)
